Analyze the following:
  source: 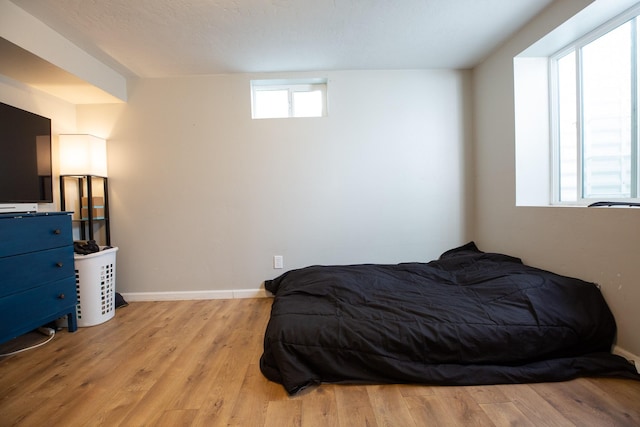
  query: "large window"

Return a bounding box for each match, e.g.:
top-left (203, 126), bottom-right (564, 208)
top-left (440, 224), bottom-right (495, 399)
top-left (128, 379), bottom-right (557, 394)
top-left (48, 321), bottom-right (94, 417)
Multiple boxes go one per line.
top-left (251, 79), bottom-right (327, 119)
top-left (551, 13), bottom-right (639, 202)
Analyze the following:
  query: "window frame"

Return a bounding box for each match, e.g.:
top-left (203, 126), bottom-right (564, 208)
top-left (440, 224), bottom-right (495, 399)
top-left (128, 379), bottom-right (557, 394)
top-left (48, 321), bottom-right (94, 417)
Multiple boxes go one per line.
top-left (250, 79), bottom-right (328, 119)
top-left (549, 6), bottom-right (640, 204)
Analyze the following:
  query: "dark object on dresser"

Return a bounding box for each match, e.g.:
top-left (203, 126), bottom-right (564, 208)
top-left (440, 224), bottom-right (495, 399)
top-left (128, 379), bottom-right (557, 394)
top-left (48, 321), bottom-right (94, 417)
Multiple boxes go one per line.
top-left (73, 239), bottom-right (100, 255)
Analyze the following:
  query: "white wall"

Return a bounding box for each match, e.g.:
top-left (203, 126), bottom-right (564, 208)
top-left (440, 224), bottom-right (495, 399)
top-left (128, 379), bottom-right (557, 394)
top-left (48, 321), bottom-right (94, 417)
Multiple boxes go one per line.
top-left (474, 0), bottom-right (640, 356)
top-left (76, 69), bottom-right (473, 295)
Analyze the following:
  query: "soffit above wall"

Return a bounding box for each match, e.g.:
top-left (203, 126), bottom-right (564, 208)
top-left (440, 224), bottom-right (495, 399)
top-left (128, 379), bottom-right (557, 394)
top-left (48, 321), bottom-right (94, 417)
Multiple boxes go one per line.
top-left (0, 37), bottom-right (123, 104)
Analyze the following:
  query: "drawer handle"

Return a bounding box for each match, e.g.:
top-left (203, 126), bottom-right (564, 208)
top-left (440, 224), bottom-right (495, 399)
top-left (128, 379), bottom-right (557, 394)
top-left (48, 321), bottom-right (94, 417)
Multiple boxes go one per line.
top-left (53, 229), bottom-right (62, 235)
top-left (56, 262), bottom-right (64, 268)
top-left (58, 293), bottom-right (65, 299)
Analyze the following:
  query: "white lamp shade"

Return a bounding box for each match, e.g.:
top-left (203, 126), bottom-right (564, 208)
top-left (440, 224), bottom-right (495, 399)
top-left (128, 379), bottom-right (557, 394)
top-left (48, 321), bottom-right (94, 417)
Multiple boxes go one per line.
top-left (59, 134), bottom-right (108, 177)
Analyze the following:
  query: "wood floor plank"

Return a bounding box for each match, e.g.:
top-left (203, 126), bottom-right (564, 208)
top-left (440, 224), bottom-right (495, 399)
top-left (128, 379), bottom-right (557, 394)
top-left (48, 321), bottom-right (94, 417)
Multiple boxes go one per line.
top-left (398, 383), bottom-right (436, 397)
top-left (334, 385), bottom-right (379, 427)
top-left (298, 386), bottom-right (339, 427)
top-left (479, 401), bottom-right (535, 427)
top-left (1, 299), bottom-right (639, 427)
top-left (0, 301), bottom-right (181, 426)
top-left (580, 377), bottom-right (640, 425)
top-left (154, 409), bottom-right (198, 427)
top-left (494, 383), bottom-right (574, 427)
top-left (584, 376), bottom-right (640, 422)
top-left (405, 391), bottom-right (495, 427)
top-left (117, 302), bottom-right (244, 426)
top-left (224, 363), bottom-right (285, 427)
top-left (190, 343), bottom-right (255, 427)
top-left (162, 300), bottom-right (245, 410)
top-left (464, 385), bottom-right (510, 405)
top-left (192, 299), bottom-right (277, 427)
top-left (264, 400), bottom-right (302, 427)
top-left (367, 384), bottom-right (418, 427)
top-left (531, 378), bottom-right (639, 426)
top-left (45, 302), bottom-right (205, 426)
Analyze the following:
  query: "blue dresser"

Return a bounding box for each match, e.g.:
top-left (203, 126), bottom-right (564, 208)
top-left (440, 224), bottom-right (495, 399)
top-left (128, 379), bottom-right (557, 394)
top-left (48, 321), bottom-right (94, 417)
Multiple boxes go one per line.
top-left (0, 212), bottom-right (78, 344)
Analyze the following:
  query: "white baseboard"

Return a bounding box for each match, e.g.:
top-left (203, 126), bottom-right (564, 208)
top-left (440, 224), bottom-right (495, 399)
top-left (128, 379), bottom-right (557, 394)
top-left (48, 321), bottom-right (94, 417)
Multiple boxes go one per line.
top-left (121, 288), bottom-right (271, 302)
top-left (613, 346), bottom-right (640, 373)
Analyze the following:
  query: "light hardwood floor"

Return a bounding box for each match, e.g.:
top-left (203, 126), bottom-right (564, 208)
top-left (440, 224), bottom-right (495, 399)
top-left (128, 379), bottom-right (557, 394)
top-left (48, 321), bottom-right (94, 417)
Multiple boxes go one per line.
top-left (1, 298), bottom-right (639, 426)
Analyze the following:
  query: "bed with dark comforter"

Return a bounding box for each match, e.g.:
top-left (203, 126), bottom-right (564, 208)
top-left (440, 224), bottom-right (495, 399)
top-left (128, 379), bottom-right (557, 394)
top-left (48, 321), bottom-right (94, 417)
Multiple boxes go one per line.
top-left (260, 242), bottom-right (640, 394)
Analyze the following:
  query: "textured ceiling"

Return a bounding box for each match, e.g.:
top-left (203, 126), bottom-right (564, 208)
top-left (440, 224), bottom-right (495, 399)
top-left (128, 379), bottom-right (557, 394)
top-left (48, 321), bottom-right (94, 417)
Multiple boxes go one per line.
top-left (9, 0), bottom-right (554, 78)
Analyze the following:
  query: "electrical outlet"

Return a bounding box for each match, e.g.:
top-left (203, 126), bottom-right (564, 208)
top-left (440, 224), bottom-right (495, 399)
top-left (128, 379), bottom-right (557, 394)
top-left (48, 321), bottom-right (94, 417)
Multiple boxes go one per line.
top-left (274, 255), bottom-right (284, 269)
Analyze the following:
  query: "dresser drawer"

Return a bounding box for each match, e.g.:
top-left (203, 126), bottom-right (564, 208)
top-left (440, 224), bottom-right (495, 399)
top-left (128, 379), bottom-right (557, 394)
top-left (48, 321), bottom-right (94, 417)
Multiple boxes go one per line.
top-left (0, 277), bottom-right (77, 339)
top-left (0, 214), bottom-right (72, 257)
top-left (0, 246), bottom-right (74, 297)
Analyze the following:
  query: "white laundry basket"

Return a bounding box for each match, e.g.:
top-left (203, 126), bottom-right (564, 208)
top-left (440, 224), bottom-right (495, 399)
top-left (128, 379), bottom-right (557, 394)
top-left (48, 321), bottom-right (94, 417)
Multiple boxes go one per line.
top-left (74, 247), bottom-right (118, 327)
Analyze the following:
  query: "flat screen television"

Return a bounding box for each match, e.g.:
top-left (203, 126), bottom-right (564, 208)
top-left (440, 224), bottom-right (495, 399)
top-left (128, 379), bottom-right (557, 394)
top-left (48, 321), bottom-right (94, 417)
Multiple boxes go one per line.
top-left (0, 102), bottom-right (53, 212)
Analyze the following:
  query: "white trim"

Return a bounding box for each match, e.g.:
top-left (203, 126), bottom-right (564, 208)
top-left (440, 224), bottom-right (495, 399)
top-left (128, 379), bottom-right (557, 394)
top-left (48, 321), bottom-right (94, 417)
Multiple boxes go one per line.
top-left (251, 77), bottom-right (328, 87)
top-left (121, 288), bottom-right (271, 302)
top-left (613, 345), bottom-right (640, 373)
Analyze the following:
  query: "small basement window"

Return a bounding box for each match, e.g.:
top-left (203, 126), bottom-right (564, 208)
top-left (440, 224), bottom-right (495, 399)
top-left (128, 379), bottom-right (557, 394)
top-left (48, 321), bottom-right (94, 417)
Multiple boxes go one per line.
top-left (251, 79), bottom-right (327, 119)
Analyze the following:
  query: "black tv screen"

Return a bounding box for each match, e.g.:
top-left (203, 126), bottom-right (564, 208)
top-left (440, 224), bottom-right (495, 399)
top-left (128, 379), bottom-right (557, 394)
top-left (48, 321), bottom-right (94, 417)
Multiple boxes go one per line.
top-left (0, 102), bottom-right (53, 203)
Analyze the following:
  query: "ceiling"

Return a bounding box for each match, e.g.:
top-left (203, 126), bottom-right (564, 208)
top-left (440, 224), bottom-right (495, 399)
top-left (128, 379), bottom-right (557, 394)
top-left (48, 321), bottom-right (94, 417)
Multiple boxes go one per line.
top-left (8, 0), bottom-right (554, 80)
